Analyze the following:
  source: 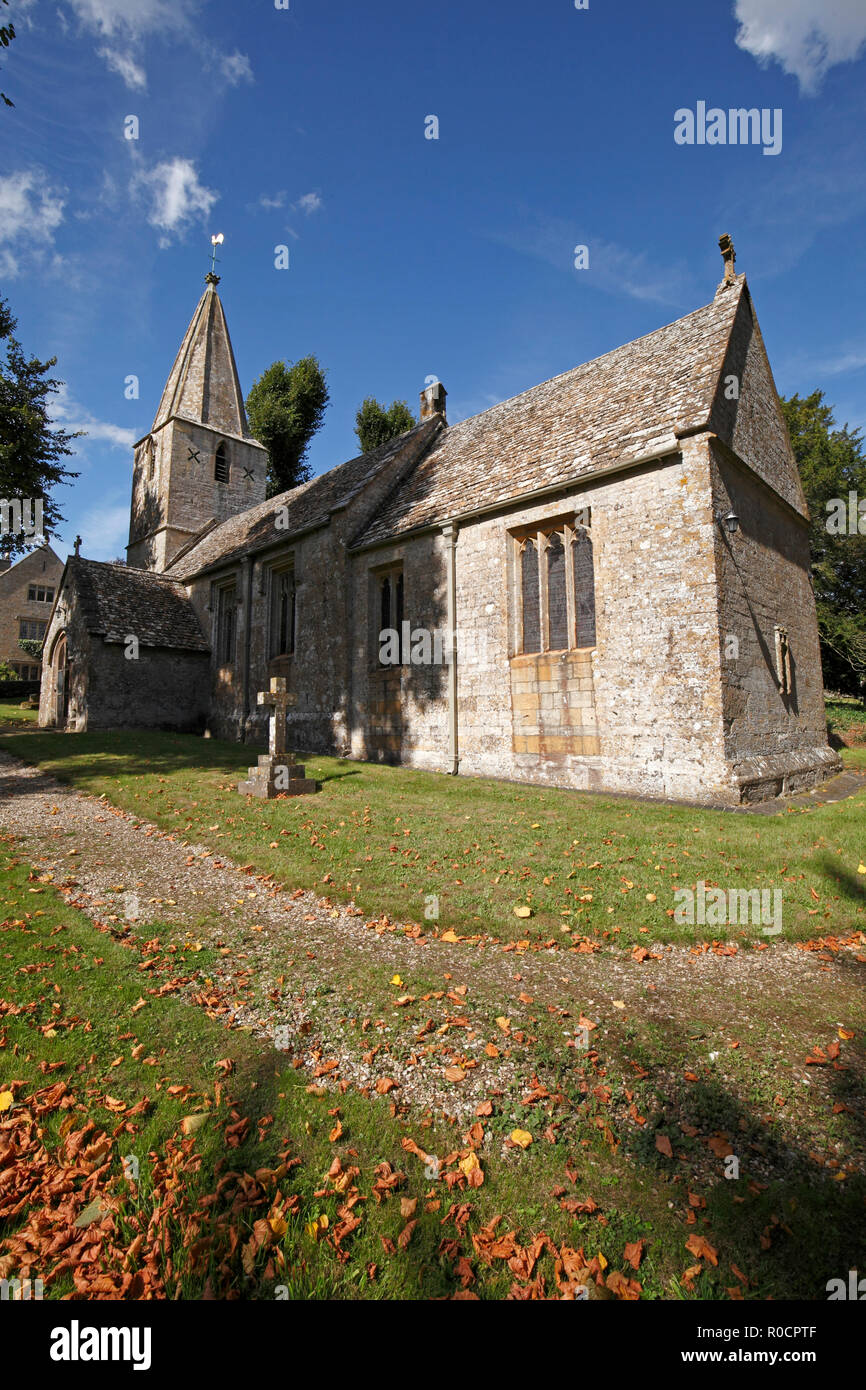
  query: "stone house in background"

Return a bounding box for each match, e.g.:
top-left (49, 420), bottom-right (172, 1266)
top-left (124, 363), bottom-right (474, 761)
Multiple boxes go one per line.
top-left (39, 241), bottom-right (840, 804)
top-left (0, 544), bottom-right (63, 680)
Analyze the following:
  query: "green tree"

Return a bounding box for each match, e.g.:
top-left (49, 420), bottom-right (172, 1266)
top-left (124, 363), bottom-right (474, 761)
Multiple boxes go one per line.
top-left (781, 390), bottom-right (866, 699)
top-left (354, 397), bottom-right (416, 453)
top-left (0, 295), bottom-right (80, 559)
top-left (245, 357), bottom-right (329, 498)
top-left (1, 0), bottom-right (15, 109)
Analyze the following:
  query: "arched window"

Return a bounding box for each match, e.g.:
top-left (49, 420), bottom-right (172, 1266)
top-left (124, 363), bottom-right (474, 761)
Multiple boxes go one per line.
top-left (546, 532), bottom-right (568, 650)
top-left (380, 576), bottom-right (391, 636)
top-left (269, 567), bottom-right (296, 658)
top-left (521, 540), bottom-right (541, 653)
top-left (573, 526), bottom-right (596, 648)
top-left (214, 442), bottom-right (229, 483)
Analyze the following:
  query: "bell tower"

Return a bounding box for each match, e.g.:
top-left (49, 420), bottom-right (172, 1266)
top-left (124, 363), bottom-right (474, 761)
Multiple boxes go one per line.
top-left (127, 270), bottom-right (268, 572)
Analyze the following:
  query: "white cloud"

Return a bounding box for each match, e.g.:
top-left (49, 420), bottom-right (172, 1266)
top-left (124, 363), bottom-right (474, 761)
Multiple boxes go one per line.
top-left (734, 0), bottom-right (866, 93)
top-left (68, 0), bottom-right (196, 87)
top-left (219, 50), bottom-right (253, 86)
top-left (257, 191), bottom-right (287, 210)
top-left (295, 192), bottom-right (323, 215)
top-left (132, 157), bottom-right (218, 247)
top-left (67, 0), bottom-right (194, 41)
top-left (0, 169), bottom-right (66, 277)
top-left (98, 46), bottom-right (147, 90)
top-left (51, 384), bottom-right (137, 451)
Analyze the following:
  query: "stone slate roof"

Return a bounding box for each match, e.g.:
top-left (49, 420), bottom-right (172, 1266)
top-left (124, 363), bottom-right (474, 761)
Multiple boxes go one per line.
top-left (166, 418), bottom-right (440, 581)
top-left (151, 281), bottom-right (254, 440)
top-left (67, 559), bottom-right (209, 651)
top-left (354, 278), bottom-right (747, 548)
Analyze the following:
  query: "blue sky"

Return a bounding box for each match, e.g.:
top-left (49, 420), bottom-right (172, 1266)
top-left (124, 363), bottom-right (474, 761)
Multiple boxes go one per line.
top-left (2, 0), bottom-right (865, 561)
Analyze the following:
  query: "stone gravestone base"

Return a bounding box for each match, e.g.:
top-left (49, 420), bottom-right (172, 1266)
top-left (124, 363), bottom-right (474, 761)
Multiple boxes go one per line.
top-left (238, 754), bottom-right (317, 799)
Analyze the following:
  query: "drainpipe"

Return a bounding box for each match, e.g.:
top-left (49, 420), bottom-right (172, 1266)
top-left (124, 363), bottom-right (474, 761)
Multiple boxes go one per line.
top-left (442, 522), bottom-right (459, 775)
top-left (241, 556), bottom-right (254, 741)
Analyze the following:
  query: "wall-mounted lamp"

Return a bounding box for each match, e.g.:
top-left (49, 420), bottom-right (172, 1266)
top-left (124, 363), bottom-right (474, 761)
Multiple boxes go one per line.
top-left (715, 509), bottom-right (739, 534)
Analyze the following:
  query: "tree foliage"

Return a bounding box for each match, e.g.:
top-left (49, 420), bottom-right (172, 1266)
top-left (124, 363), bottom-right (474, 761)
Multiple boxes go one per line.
top-left (781, 390), bottom-right (866, 697)
top-left (355, 397), bottom-right (416, 454)
top-left (0, 295), bottom-right (80, 559)
top-left (245, 357), bottom-right (330, 498)
top-left (1, 0), bottom-right (15, 109)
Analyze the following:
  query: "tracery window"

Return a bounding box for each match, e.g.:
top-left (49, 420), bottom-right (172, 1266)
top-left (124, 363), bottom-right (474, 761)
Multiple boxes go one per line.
top-left (514, 514), bottom-right (596, 654)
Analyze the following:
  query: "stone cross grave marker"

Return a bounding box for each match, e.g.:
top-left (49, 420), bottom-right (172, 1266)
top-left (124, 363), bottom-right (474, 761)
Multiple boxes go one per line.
top-left (237, 676), bottom-right (318, 798)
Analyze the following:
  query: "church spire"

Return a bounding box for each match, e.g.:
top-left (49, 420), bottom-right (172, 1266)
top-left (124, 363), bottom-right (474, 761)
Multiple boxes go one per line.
top-left (151, 270), bottom-right (251, 439)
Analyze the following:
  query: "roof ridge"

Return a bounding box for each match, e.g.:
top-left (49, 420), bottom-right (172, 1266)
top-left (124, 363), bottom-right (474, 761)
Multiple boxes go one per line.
top-left (445, 279), bottom-right (746, 434)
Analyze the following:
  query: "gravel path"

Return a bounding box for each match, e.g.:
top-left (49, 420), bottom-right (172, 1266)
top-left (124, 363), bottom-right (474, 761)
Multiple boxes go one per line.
top-left (1, 749), bottom-right (863, 1172)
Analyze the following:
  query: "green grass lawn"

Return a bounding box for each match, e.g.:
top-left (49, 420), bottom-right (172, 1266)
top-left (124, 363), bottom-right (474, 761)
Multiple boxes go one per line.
top-left (0, 701), bottom-right (37, 726)
top-left (1, 727), bottom-right (864, 946)
top-left (2, 849), bottom-right (863, 1301)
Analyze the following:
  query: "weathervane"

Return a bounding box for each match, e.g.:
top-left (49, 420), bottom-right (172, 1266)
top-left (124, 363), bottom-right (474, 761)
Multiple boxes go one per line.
top-left (207, 232), bottom-right (224, 285)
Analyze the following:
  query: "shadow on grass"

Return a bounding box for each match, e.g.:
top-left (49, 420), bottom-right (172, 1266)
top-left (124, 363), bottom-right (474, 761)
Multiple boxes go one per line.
top-left (613, 1008), bottom-right (866, 1300)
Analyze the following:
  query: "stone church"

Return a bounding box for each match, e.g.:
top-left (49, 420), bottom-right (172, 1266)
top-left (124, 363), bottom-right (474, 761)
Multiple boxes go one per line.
top-left (39, 241), bottom-right (840, 804)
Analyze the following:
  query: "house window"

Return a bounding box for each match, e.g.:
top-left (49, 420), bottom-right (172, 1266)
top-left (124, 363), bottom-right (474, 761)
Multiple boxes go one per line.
top-left (515, 515), bottom-right (596, 654)
top-left (19, 619), bottom-right (47, 641)
top-left (269, 567), bottom-right (296, 658)
top-left (214, 442), bottom-right (229, 483)
top-left (216, 584), bottom-right (237, 665)
top-left (27, 585), bottom-right (54, 603)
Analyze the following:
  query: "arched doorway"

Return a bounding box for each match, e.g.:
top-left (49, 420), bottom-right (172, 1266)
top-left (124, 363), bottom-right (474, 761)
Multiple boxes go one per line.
top-left (50, 632), bottom-right (69, 727)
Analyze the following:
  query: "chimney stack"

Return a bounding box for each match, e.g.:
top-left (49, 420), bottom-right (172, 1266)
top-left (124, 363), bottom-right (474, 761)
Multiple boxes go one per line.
top-left (420, 380), bottom-right (447, 424)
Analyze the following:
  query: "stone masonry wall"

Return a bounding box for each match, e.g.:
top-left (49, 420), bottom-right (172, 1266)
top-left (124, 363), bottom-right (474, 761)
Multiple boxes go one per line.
top-left (365, 440), bottom-right (734, 801)
top-left (128, 419), bottom-right (267, 571)
top-left (709, 439), bottom-right (839, 798)
top-left (39, 585), bottom-right (92, 732)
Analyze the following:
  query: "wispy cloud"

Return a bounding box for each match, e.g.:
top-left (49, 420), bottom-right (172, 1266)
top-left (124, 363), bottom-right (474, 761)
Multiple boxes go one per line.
top-left (295, 191), bottom-right (324, 215)
top-left (66, 0), bottom-right (194, 41)
top-left (219, 50), bottom-right (253, 86)
top-left (0, 168), bottom-right (66, 278)
top-left (256, 191), bottom-right (287, 211)
top-left (51, 384), bottom-right (137, 451)
top-left (131, 157), bottom-right (218, 248)
top-left (733, 0), bottom-right (866, 94)
top-left (67, 1), bottom-right (252, 92)
top-left (488, 212), bottom-right (692, 306)
top-left (97, 46), bottom-right (147, 90)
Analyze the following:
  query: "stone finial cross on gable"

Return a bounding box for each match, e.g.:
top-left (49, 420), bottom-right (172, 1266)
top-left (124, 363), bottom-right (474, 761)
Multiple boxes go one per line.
top-left (257, 676), bottom-right (291, 758)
